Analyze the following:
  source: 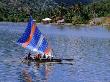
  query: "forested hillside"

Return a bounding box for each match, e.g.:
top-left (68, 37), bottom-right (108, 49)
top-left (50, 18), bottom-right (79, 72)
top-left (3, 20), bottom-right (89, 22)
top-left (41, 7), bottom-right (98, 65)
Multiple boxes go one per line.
top-left (0, 0), bottom-right (110, 24)
top-left (0, 0), bottom-right (58, 22)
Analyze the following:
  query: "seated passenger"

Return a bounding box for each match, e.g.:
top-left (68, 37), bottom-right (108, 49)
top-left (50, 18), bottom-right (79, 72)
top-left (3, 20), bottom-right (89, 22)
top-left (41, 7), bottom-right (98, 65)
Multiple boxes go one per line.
top-left (25, 52), bottom-right (33, 60)
top-left (43, 54), bottom-right (46, 58)
top-left (43, 54), bottom-right (53, 59)
top-left (34, 53), bottom-right (41, 60)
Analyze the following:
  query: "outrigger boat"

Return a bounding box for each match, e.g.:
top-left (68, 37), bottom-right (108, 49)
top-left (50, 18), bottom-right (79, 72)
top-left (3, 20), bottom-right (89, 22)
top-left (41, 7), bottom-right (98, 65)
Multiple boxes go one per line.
top-left (24, 55), bottom-right (73, 63)
top-left (17, 16), bottom-right (73, 63)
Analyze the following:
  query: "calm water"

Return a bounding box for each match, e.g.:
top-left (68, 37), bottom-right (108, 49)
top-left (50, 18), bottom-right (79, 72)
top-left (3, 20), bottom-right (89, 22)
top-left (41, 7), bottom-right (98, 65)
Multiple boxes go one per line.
top-left (0, 22), bottom-right (110, 82)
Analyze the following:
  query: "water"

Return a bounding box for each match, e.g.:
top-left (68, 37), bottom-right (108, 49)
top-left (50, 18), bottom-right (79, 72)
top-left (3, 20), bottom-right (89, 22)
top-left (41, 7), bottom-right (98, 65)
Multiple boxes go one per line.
top-left (0, 22), bottom-right (110, 82)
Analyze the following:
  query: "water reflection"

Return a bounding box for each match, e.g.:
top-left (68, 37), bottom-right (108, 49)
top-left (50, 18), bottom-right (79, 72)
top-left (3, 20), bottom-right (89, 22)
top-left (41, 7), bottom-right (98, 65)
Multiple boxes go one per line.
top-left (22, 61), bottom-right (53, 82)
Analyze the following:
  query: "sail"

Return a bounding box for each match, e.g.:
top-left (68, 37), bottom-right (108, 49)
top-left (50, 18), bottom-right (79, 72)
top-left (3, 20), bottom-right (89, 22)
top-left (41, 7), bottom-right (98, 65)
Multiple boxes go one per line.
top-left (17, 16), bottom-right (52, 56)
top-left (17, 16), bottom-right (33, 43)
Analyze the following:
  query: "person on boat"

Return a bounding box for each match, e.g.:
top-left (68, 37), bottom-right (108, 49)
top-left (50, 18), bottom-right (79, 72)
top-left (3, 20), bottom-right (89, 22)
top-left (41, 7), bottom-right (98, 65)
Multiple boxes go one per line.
top-left (34, 53), bottom-right (42, 60)
top-left (43, 53), bottom-right (53, 59)
top-left (43, 54), bottom-right (46, 58)
top-left (42, 48), bottom-right (53, 59)
top-left (25, 52), bottom-right (33, 60)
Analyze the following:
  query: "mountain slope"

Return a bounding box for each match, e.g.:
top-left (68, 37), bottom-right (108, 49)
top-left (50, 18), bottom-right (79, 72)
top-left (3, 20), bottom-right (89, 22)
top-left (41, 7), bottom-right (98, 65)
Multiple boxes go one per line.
top-left (0, 0), bottom-right (108, 22)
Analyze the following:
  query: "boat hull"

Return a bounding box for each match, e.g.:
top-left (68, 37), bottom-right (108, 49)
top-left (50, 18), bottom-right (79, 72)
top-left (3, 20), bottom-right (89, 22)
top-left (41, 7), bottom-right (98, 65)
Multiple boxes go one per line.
top-left (24, 56), bottom-right (73, 63)
top-left (25, 57), bottom-right (62, 63)
top-left (34, 58), bottom-right (62, 62)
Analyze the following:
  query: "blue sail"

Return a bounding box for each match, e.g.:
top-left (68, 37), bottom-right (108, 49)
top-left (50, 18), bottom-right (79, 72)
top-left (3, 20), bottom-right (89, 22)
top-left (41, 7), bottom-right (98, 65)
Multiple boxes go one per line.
top-left (38, 38), bottom-right (48, 52)
top-left (17, 16), bottom-right (51, 55)
top-left (26, 26), bottom-right (48, 54)
top-left (17, 16), bottom-right (33, 43)
top-left (27, 27), bottom-right (42, 48)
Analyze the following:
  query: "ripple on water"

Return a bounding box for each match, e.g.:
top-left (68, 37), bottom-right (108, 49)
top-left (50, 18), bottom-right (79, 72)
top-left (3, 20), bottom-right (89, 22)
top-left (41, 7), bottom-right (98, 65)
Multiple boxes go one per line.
top-left (0, 23), bottom-right (110, 82)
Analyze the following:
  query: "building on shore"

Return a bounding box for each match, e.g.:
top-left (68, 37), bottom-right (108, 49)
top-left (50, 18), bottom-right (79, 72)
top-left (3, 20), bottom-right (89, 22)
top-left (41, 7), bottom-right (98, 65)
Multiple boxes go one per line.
top-left (89, 18), bottom-right (103, 25)
top-left (57, 19), bottom-right (65, 24)
top-left (42, 18), bottom-right (52, 24)
top-left (89, 17), bottom-right (110, 26)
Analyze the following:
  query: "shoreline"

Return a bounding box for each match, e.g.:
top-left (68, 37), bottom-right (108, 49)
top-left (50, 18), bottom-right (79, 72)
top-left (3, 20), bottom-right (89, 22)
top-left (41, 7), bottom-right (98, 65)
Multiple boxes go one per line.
top-left (0, 22), bottom-right (110, 27)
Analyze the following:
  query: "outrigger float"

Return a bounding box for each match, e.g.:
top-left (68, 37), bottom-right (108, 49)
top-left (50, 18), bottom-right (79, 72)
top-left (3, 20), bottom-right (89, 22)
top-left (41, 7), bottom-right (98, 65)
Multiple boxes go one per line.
top-left (17, 16), bottom-right (73, 63)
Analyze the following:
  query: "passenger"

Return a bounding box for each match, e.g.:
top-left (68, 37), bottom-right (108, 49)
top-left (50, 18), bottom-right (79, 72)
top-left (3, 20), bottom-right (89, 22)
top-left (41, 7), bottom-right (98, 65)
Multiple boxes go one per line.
top-left (28, 52), bottom-right (31, 57)
top-left (47, 56), bottom-right (50, 59)
top-left (27, 52), bottom-right (32, 60)
top-left (38, 54), bottom-right (41, 59)
top-left (43, 54), bottom-right (46, 58)
top-left (34, 54), bottom-right (41, 60)
top-left (43, 54), bottom-right (52, 60)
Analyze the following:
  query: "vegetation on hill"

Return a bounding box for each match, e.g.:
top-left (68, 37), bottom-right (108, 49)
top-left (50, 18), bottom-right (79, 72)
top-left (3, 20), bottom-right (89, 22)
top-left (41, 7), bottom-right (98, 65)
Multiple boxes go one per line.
top-left (0, 0), bottom-right (110, 25)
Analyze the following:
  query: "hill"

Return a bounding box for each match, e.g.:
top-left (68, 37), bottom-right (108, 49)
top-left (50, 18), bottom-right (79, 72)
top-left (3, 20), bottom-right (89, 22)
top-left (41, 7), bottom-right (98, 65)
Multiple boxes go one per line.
top-left (0, 0), bottom-right (110, 23)
top-left (0, 0), bottom-right (58, 22)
